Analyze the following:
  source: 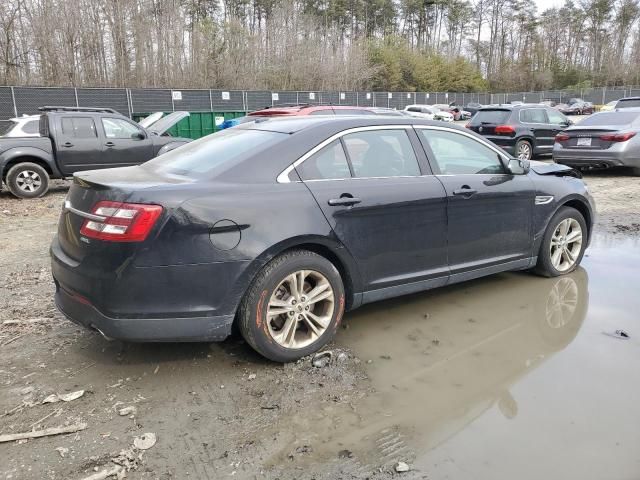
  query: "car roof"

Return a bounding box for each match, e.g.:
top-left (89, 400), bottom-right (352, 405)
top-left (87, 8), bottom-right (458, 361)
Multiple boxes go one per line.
top-left (236, 115), bottom-right (460, 134)
top-left (248, 104), bottom-right (374, 116)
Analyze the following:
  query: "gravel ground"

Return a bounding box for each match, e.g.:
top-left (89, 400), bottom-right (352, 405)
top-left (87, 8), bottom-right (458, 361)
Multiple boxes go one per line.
top-left (0, 169), bottom-right (639, 480)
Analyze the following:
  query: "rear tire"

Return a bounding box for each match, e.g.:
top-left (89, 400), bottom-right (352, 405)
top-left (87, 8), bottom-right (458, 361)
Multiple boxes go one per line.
top-left (515, 140), bottom-right (533, 160)
top-left (533, 207), bottom-right (587, 278)
top-left (237, 250), bottom-right (346, 362)
top-left (6, 162), bottom-right (50, 198)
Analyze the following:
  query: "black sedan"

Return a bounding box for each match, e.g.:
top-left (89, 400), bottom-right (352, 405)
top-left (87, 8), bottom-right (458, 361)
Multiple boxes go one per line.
top-left (51, 117), bottom-right (595, 362)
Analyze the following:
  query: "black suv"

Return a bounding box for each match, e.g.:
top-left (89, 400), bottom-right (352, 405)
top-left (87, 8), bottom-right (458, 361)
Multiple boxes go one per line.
top-left (466, 104), bottom-right (572, 160)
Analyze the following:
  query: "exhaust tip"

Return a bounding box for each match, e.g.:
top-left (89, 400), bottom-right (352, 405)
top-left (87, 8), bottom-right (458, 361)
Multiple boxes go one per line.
top-left (92, 325), bottom-right (114, 341)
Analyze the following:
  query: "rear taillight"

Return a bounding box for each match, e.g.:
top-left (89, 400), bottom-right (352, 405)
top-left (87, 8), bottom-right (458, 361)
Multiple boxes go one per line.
top-left (599, 132), bottom-right (636, 142)
top-left (494, 125), bottom-right (515, 134)
top-left (80, 201), bottom-right (163, 242)
top-left (555, 133), bottom-right (570, 142)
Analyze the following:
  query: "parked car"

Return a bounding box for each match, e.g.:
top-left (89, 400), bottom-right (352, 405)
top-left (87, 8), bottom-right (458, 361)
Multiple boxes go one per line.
top-left (557, 101), bottom-right (594, 115)
top-left (0, 106), bottom-right (190, 198)
top-left (433, 104), bottom-right (460, 121)
top-left (541, 100), bottom-right (557, 108)
top-left (567, 98), bottom-right (585, 105)
top-left (51, 116), bottom-right (595, 362)
top-left (464, 102), bottom-right (484, 116)
top-left (404, 105), bottom-right (454, 122)
top-left (248, 104), bottom-right (377, 117)
top-left (448, 105), bottom-right (472, 121)
top-left (369, 108), bottom-right (412, 117)
top-left (600, 100), bottom-right (618, 112)
top-left (466, 104), bottom-right (572, 160)
top-left (613, 97), bottom-right (640, 109)
top-left (0, 115), bottom-right (41, 138)
top-left (553, 109), bottom-right (640, 175)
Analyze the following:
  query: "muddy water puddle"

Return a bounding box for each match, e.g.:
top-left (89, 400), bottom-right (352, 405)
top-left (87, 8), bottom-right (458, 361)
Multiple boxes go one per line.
top-left (275, 235), bottom-right (640, 478)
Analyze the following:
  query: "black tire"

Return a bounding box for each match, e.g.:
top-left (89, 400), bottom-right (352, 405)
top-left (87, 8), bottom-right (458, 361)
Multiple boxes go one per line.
top-left (533, 207), bottom-right (587, 278)
top-left (237, 249), bottom-right (346, 362)
top-left (515, 139), bottom-right (533, 160)
top-left (6, 162), bottom-right (50, 198)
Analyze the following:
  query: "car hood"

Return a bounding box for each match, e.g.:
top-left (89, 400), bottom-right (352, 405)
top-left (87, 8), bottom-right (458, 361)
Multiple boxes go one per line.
top-left (138, 112), bottom-right (164, 128)
top-left (148, 111), bottom-right (189, 135)
top-left (529, 160), bottom-right (580, 177)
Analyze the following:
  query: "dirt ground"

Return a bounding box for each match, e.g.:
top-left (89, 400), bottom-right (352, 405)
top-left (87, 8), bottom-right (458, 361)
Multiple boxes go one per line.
top-left (1, 169), bottom-right (640, 480)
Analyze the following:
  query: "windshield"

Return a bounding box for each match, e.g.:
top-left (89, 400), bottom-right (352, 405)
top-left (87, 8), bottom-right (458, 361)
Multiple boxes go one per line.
top-left (143, 128), bottom-right (286, 178)
top-left (616, 99), bottom-right (640, 109)
top-left (470, 110), bottom-right (511, 124)
top-left (578, 112), bottom-right (640, 126)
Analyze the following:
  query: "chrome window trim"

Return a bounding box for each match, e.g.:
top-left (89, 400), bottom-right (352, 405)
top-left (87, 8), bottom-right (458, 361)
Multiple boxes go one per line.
top-left (276, 125), bottom-right (415, 183)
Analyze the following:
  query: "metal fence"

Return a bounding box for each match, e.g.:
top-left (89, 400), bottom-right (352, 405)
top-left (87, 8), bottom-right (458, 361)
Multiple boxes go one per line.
top-left (2, 85), bottom-right (640, 127)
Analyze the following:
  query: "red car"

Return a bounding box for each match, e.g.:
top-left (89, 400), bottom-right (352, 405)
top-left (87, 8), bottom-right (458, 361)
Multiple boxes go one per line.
top-left (248, 104), bottom-right (377, 117)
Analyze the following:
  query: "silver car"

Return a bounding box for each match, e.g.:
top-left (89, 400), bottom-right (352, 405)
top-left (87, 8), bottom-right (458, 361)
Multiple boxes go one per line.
top-left (552, 108), bottom-right (640, 175)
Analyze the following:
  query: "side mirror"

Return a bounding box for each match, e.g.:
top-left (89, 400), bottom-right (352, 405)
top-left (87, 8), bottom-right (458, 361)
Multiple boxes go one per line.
top-left (131, 131), bottom-right (145, 140)
top-left (507, 158), bottom-right (529, 175)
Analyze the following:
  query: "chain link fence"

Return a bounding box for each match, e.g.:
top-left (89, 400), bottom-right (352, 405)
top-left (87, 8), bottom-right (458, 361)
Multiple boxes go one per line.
top-left (2, 85), bottom-right (639, 127)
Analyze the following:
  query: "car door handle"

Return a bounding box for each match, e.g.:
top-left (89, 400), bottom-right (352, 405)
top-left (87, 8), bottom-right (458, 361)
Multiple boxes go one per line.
top-left (62, 142), bottom-right (73, 147)
top-left (328, 196), bottom-right (361, 207)
top-left (452, 187), bottom-right (478, 197)
top-left (105, 142), bottom-right (115, 147)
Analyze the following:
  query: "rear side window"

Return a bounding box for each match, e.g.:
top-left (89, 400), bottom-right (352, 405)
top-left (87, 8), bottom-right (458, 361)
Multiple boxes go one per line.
top-left (407, 107), bottom-right (421, 112)
top-left (616, 99), bottom-right (640, 108)
top-left (579, 112), bottom-right (640, 126)
top-left (143, 128), bottom-right (285, 178)
top-left (519, 108), bottom-right (547, 123)
top-left (470, 110), bottom-right (510, 124)
top-left (342, 129), bottom-right (420, 178)
top-left (22, 120), bottom-right (39, 134)
top-left (61, 117), bottom-right (97, 138)
top-left (297, 140), bottom-right (351, 180)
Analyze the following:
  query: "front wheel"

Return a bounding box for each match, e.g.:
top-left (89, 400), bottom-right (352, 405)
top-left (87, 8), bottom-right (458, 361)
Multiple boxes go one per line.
top-left (533, 207), bottom-right (587, 277)
top-left (237, 250), bottom-right (345, 362)
top-left (6, 162), bottom-right (50, 198)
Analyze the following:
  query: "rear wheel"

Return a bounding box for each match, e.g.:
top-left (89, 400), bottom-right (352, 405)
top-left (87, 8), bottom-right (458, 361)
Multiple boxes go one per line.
top-left (534, 207), bottom-right (587, 277)
top-left (515, 140), bottom-right (532, 160)
top-left (6, 162), bottom-right (50, 198)
top-left (237, 250), bottom-right (345, 362)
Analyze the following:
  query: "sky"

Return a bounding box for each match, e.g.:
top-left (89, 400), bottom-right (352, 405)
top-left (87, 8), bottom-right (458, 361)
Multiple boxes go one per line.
top-left (534, 0), bottom-right (564, 12)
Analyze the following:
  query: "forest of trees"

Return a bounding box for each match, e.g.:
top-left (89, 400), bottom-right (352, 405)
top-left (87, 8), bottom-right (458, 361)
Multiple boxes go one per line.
top-left (1, 0), bottom-right (640, 92)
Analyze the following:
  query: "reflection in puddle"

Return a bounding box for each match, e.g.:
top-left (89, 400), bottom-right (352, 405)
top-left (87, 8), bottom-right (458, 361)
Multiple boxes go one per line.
top-left (272, 235), bottom-right (640, 479)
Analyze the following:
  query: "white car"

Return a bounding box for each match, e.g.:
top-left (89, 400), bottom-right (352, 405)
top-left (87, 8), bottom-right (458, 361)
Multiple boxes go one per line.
top-left (403, 104), bottom-right (454, 122)
top-left (0, 115), bottom-right (41, 137)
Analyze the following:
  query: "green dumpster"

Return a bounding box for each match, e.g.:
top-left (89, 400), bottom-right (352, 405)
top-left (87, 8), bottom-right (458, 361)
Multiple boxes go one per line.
top-left (132, 111), bottom-right (246, 140)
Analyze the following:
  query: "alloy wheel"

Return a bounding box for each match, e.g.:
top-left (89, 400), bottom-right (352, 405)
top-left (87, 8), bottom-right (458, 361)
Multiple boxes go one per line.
top-left (517, 142), bottom-right (532, 160)
top-left (549, 218), bottom-right (583, 272)
top-left (267, 269), bottom-right (335, 349)
top-left (15, 170), bottom-right (42, 193)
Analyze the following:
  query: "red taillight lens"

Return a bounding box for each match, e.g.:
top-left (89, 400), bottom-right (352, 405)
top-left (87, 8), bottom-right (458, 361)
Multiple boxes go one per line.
top-left (494, 125), bottom-right (515, 134)
top-left (555, 133), bottom-right (570, 142)
top-left (599, 132), bottom-right (636, 142)
top-left (80, 201), bottom-right (163, 242)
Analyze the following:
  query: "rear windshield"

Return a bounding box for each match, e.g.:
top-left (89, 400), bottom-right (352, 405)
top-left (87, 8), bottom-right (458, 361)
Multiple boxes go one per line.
top-left (470, 109), bottom-right (511, 124)
top-left (616, 99), bottom-right (640, 108)
top-left (142, 128), bottom-right (286, 178)
top-left (579, 112), bottom-right (640, 126)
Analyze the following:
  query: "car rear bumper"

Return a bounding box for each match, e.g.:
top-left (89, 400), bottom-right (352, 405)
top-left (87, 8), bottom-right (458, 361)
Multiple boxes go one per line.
top-left (553, 150), bottom-right (640, 169)
top-left (50, 235), bottom-right (243, 342)
top-left (54, 282), bottom-right (234, 342)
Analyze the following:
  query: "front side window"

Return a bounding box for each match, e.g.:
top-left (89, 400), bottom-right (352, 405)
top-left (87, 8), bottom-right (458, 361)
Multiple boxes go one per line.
top-left (419, 129), bottom-right (505, 175)
top-left (296, 140), bottom-right (351, 180)
top-left (61, 117), bottom-right (97, 138)
top-left (520, 108), bottom-right (547, 124)
top-left (547, 109), bottom-right (568, 125)
top-left (342, 129), bottom-right (421, 178)
top-left (102, 118), bottom-right (144, 139)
